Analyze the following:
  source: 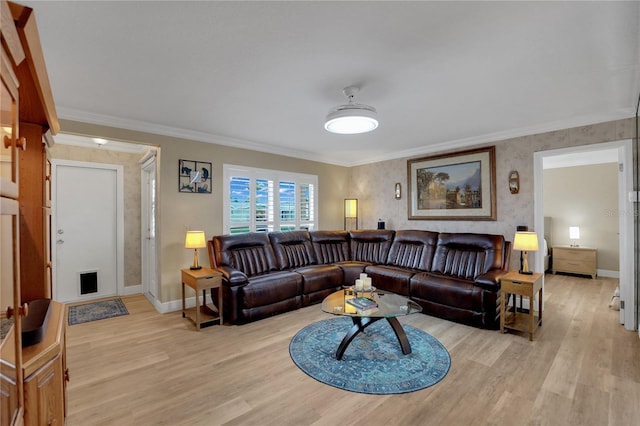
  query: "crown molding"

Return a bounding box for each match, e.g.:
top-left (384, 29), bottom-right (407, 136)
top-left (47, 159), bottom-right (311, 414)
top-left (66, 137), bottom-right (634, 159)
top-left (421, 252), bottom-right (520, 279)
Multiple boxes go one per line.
top-left (57, 106), bottom-right (633, 168)
top-left (349, 109), bottom-right (635, 166)
top-left (57, 107), bottom-right (351, 167)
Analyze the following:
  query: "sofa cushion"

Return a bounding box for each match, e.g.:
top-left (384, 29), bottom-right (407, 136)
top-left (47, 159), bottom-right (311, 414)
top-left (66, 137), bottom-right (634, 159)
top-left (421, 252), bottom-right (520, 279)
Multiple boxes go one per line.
top-left (431, 233), bottom-right (506, 280)
top-left (335, 261), bottom-right (371, 286)
top-left (310, 230), bottom-right (350, 263)
top-left (410, 272), bottom-right (483, 312)
top-left (295, 264), bottom-right (343, 306)
top-left (385, 230), bottom-right (438, 271)
top-left (295, 264), bottom-right (342, 294)
top-left (240, 271), bottom-right (302, 309)
top-left (364, 265), bottom-right (413, 296)
top-left (213, 233), bottom-right (278, 277)
top-left (349, 229), bottom-right (395, 263)
top-left (269, 231), bottom-right (316, 270)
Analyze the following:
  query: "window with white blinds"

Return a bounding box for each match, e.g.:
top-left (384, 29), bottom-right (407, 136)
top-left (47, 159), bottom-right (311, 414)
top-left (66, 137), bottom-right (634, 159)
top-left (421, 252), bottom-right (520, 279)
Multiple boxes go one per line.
top-left (223, 165), bottom-right (318, 234)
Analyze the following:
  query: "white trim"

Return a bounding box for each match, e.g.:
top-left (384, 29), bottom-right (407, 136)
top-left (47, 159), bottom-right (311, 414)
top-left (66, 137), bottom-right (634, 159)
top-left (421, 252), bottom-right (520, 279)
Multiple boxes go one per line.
top-left (54, 132), bottom-right (149, 154)
top-left (56, 106), bottom-right (339, 164)
top-left (57, 105), bottom-right (633, 167)
top-left (534, 139), bottom-right (636, 331)
top-left (598, 269), bottom-right (620, 279)
top-left (139, 293), bottom-right (199, 314)
top-left (123, 285), bottom-right (142, 295)
top-left (51, 159), bottom-right (125, 302)
top-left (222, 164), bottom-right (319, 234)
top-left (141, 154), bottom-right (159, 307)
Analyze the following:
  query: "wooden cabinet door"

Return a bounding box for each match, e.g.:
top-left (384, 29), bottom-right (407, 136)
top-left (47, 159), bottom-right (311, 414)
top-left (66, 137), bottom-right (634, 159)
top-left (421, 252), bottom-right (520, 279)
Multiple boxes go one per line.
top-left (1, 4), bottom-right (25, 423)
top-left (0, 34), bottom-right (22, 200)
top-left (0, 197), bottom-right (23, 426)
top-left (23, 353), bottom-right (64, 426)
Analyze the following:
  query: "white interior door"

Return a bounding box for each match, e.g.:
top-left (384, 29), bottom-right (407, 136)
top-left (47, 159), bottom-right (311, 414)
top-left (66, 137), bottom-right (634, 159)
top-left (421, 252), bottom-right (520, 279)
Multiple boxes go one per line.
top-left (52, 160), bottom-right (123, 303)
top-left (141, 152), bottom-right (158, 301)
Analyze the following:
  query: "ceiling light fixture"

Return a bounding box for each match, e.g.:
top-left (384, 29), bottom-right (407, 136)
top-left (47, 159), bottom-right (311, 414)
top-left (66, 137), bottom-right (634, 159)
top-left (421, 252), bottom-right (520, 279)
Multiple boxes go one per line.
top-left (93, 137), bottom-right (108, 146)
top-left (325, 86), bottom-right (378, 134)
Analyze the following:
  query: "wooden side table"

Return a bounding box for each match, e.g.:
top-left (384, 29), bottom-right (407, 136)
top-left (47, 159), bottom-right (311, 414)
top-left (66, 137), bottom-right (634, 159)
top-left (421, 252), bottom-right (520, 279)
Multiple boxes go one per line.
top-left (500, 271), bottom-right (543, 341)
top-left (181, 268), bottom-right (223, 330)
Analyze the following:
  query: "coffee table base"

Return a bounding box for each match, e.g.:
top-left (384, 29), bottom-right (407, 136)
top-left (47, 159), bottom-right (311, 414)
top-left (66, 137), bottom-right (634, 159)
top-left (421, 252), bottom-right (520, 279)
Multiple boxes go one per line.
top-left (335, 316), bottom-right (411, 360)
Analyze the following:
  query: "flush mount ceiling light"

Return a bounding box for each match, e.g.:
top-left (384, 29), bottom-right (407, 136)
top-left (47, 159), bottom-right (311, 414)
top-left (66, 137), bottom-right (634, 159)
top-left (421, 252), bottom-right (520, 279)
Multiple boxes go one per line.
top-left (324, 86), bottom-right (378, 134)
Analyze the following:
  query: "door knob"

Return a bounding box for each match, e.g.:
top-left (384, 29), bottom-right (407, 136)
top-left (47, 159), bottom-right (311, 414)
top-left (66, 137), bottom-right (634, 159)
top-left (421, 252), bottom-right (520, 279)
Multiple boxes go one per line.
top-left (57, 229), bottom-right (64, 234)
top-left (57, 239), bottom-right (64, 244)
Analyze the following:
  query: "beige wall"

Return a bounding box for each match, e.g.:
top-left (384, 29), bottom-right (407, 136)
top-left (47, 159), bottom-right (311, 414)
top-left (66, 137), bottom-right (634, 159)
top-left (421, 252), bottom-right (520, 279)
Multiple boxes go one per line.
top-left (58, 120), bottom-right (350, 303)
top-left (543, 163), bottom-right (619, 272)
top-left (350, 118), bottom-right (635, 271)
top-left (56, 117), bottom-right (634, 304)
top-left (48, 144), bottom-right (144, 289)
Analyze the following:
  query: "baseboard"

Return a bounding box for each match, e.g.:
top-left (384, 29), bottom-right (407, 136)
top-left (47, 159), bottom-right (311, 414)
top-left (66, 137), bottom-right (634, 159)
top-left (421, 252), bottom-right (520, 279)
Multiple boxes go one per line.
top-left (120, 289), bottom-right (198, 314)
top-left (135, 293), bottom-right (198, 314)
top-left (597, 269), bottom-right (619, 278)
top-left (123, 284), bottom-right (142, 295)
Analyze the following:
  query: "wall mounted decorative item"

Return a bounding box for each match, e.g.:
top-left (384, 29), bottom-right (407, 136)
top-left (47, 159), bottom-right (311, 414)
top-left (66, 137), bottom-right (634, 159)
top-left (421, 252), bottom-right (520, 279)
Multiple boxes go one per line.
top-left (395, 182), bottom-right (402, 199)
top-left (509, 170), bottom-right (520, 194)
top-left (407, 146), bottom-right (496, 220)
top-left (179, 159), bottom-right (212, 193)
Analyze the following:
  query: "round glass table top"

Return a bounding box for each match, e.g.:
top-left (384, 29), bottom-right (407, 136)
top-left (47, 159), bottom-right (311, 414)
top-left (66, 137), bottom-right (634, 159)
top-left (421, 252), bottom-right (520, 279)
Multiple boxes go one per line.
top-left (321, 289), bottom-right (422, 318)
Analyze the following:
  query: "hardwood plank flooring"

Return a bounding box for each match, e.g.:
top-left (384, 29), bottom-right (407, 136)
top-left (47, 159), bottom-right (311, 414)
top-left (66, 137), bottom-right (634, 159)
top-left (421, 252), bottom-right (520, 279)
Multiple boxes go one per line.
top-left (64, 274), bottom-right (640, 425)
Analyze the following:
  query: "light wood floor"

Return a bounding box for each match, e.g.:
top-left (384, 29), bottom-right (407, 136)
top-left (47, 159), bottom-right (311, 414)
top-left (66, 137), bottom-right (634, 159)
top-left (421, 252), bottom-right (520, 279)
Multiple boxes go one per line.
top-left (64, 274), bottom-right (640, 426)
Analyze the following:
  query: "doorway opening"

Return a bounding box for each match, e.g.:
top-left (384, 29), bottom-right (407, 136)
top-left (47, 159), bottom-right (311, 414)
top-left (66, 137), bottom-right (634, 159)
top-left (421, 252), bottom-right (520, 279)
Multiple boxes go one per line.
top-left (534, 139), bottom-right (635, 331)
top-left (51, 133), bottom-right (160, 307)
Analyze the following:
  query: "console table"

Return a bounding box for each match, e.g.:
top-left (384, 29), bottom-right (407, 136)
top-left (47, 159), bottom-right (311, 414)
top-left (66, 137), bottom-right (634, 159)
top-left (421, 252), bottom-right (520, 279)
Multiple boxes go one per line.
top-left (552, 245), bottom-right (597, 278)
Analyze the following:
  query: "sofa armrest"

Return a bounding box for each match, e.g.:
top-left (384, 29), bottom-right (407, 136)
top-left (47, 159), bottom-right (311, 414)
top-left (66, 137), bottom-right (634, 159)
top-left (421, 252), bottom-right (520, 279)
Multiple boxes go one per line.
top-left (474, 269), bottom-right (506, 291)
top-left (216, 266), bottom-right (249, 287)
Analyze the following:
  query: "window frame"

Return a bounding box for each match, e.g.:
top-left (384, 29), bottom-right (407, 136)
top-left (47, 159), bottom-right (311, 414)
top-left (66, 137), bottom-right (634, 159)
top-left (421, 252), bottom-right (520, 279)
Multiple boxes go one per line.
top-left (223, 164), bottom-right (318, 234)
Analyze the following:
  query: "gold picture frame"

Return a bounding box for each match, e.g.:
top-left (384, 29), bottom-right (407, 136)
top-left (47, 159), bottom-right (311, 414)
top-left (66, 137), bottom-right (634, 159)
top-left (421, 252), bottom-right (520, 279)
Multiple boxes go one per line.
top-left (407, 146), bottom-right (496, 220)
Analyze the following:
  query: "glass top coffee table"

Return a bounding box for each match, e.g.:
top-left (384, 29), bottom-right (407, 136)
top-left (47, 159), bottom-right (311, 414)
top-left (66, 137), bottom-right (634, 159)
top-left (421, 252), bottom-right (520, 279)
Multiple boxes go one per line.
top-left (321, 289), bottom-right (423, 360)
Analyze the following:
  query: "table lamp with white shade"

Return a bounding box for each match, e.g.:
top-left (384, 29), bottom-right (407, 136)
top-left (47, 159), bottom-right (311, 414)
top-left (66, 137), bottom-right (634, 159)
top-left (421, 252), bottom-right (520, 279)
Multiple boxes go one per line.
top-left (513, 231), bottom-right (539, 275)
top-left (569, 226), bottom-right (580, 247)
top-left (185, 231), bottom-right (206, 270)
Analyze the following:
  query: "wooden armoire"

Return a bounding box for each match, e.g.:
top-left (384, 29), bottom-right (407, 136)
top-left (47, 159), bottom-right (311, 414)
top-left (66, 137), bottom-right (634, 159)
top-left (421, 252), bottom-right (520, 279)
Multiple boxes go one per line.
top-left (1, 1), bottom-right (68, 425)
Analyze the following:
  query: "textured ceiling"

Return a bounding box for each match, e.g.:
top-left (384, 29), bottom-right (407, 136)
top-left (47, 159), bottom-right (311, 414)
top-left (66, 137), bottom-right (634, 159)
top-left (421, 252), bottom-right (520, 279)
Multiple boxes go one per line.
top-left (23, 1), bottom-right (640, 166)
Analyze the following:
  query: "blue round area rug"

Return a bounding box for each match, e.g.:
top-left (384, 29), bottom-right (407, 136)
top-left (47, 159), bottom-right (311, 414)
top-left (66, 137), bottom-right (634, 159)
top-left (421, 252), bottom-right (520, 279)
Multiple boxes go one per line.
top-left (289, 317), bottom-right (451, 394)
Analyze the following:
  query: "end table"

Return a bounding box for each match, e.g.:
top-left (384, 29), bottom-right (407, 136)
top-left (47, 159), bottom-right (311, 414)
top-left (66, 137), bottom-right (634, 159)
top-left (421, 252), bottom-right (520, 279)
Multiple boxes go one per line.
top-left (500, 271), bottom-right (543, 341)
top-left (181, 268), bottom-right (223, 330)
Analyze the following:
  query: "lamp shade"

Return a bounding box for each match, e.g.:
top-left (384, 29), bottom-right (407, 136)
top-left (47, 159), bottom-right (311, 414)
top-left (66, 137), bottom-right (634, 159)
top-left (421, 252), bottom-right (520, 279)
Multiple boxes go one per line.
top-left (344, 199), bottom-right (358, 218)
top-left (513, 231), bottom-right (539, 252)
top-left (569, 226), bottom-right (580, 240)
top-left (184, 231), bottom-right (206, 249)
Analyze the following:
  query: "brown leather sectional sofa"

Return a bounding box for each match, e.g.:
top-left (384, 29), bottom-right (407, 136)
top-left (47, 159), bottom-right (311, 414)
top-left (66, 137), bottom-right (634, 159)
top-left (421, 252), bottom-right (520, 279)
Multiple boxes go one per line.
top-left (208, 229), bottom-right (511, 329)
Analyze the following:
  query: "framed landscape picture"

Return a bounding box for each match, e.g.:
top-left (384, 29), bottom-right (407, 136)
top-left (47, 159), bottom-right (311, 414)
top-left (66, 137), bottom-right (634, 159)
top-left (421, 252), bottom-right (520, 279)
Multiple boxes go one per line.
top-left (179, 159), bottom-right (212, 193)
top-left (407, 146), bottom-right (496, 220)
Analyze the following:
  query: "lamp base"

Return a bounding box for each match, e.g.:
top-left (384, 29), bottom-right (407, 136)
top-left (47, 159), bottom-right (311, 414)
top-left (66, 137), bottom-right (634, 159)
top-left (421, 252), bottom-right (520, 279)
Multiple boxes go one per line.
top-left (190, 265), bottom-right (202, 270)
top-left (518, 270), bottom-right (533, 275)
